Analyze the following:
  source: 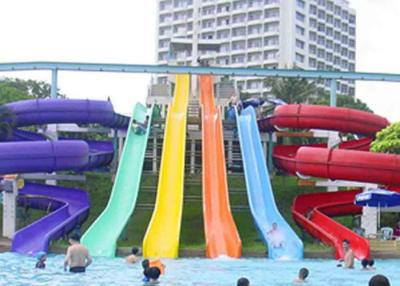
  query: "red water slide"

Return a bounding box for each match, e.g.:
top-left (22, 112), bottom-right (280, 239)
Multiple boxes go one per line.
top-left (269, 104), bottom-right (394, 259)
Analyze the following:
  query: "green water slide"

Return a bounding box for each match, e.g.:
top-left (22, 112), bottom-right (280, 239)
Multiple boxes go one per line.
top-left (81, 103), bottom-right (152, 257)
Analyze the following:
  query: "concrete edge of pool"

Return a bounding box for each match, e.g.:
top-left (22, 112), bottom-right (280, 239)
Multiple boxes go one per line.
top-left (1, 237), bottom-right (400, 259)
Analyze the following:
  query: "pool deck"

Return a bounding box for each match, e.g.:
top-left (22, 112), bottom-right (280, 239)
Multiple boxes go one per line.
top-left (1, 237), bottom-right (399, 258)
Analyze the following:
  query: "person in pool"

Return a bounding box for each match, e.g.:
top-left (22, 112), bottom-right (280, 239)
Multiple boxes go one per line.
top-left (35, 251), bottom-right (47, 269)
top-left (143, 267), bottom-right (161, 285)
top-left (64, 233), bottom-right (92, 273)
top-left (338, 239), bottom-right (354, 269)
top-left (237, 277), bottom-right (250, 286)
top-left (361, 258), bottom-right (376, 271)
top-left (368, 274), bottom-right (390, 286)
top-left (267, 222), bottom-right (284, 248)
top-left (293, 267), bottom-right (309, 284)
top-left (125, 246), bottom-right (140, 264)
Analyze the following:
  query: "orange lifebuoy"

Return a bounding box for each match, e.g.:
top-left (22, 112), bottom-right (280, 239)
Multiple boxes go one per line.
top-left (149, 259), bottom-right (165, 274)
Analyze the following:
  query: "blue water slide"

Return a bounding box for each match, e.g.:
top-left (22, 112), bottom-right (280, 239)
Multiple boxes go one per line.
top-left (236, 106), bottom-right (303, 260)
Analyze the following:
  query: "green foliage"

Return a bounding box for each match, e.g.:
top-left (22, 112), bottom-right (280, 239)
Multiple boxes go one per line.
top-left (0, 105), bottom-right (15, 139)
top-left (266, 77), bottom-right (319, 104)
top-left (310, 92), bottom-right (372, 112)
top-left (371, 122), bottom-right (400, 154)
top-left (0, 77), bottom-right (64, 105)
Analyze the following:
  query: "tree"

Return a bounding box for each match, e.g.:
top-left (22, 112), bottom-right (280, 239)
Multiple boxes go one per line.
top-left (0, 105), bottom-right (15, 140)
top-left (310, 92), bottom-right (372, 112)
top-left (370, 122), bottom-right (400, 154)
top-left (265, 77), bottom-right (319, 104)
top-left (0, 78), bottom-right (64, 105)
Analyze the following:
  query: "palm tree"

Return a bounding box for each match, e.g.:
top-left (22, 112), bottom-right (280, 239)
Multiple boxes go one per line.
top-left (265, 77), bottom-right (320, 104)
top-left (0, 105), bottom-right (15, 140)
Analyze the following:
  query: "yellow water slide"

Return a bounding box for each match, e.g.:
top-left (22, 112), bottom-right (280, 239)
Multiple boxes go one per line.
top-left (142, 74), bottom-right (190, 258)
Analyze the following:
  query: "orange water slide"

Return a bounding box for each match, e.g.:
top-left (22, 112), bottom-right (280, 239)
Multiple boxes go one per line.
top-left (199, 75), bottom-right (242, 258)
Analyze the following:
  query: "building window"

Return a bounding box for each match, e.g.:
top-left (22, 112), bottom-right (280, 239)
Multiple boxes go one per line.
top-left (249, 11), bottom-right (262, 21)
top-left (296, 39), bottom-right (305, 49)
top-left (233, 14), bottom-right (246, 24)
top-left (349, 27), bottom-right (355, 36)
top-left (334, 18), bottom-right (341, 28)
top-left (264, 22), bottom-right (279, 32)
top-left (326, 27), bottom-right (333, 37)
top-left (349, 39), bottom-right (355, 48)
top-left (217, 30), bottom-right (230, 39)
top-left (265, 8), bottom-right (279, 18)
top-left (232, 55), bottom-right (245, 63)
top-left (309, 31), bottom-right (317, 42)
top-left (310, 5), bottom-right (317, 15)
top-left (317, 36), bottom-right (325, 45)
top-left (232, 27), bottom-right (246, 37)
top-left (232, 40), bottom-right (246, 50)
top-left (317, 49), bottom-right (325, 59)
top-left (264, 36), bottom-right (279, 46)
top-left (310, 18), bottom-right (317, 28)
top-left (248, 25), bottom-right (262, 35)
top-left (248, 52), bottom-right (262, 62)
top-left (309, 44), bottom-right (317, 55)
top-left (296, 0), bottom-right (305, 9)
top-left (296, 53), bottom-right (305, 63)
top-left (248, 38), bottom-right (262, 48)
top-left (264, 50), bottom-right (278, 60)
top-left (296, 25), bottom-right (305, 36)
top-left (309, 58), bottom-right (317, 68)
top-left (349, 14), bottom-right (356, 24)
top-left (296, 12), bottom-right (305, 22)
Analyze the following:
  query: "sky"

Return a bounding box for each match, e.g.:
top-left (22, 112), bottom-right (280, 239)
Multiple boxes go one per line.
top-left (0, 0), bottom-right (400, 121)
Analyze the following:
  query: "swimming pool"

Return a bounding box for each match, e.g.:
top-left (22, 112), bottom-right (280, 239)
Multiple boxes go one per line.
top-left (0, 252), bottom-right (398, 285)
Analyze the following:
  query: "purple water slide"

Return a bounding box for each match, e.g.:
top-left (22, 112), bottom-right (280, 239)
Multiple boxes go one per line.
top-left (0, 99), bottom-right (128, 255)
top-left (5, 99), bottom-right (129, 128)
top-left (12, 183), bottom-right (90, 255)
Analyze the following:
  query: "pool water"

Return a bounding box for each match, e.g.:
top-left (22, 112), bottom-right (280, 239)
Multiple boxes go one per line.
top-left (0, 252), bottom-right (398, 286)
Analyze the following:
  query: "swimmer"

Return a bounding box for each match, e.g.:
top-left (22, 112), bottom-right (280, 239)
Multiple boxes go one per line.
top-left (293, 267), bottom-right (309, 284)
top-left (125, 246), bottom-right (140, 264)
top-left (142, 259), bottom-right (151, 282)
top-left (143, 267), bottom-right (161, 284)
top-left (361, 258), bottom-right (376, 271)
top-left (338, 239), bottom-right (354, 269)
top-left (368, 274), bottom-right (390, 286)
top-left (64, 233), bottom-right (92, 273)
top-left (237, 277), bottom-right (250, 286)
top-left (35, 251), bottom-right (47, 269)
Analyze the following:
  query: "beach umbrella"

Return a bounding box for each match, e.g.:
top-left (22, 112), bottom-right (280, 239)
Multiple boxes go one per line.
top-left (355, 189), bottom-right (400, 208)
top-left (355, 189), bottom-right (400, 229)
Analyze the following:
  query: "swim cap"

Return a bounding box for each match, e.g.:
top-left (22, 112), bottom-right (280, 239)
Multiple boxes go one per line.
top-left (36, 251), bottom-right (47, 260)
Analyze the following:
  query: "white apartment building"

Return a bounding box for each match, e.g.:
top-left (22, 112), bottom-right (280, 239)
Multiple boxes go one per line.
top-left (156, 0), bottom-right (356, 96)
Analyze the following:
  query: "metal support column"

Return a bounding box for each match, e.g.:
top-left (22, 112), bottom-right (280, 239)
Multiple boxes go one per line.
top-left (51, 69), bottom-right (58, 99)
top-left (228, 139), bottom-right (233, 174)
top-left (2, 177), bottom-right (18, 239)
top-left (267, 132), bottom-right (274, 172)
top-left (330, 79), bottom-right (337, 107)
top-left (190, 139), bottom-right (195, 174)
top-left (152, 135), bottom-right (157, 173)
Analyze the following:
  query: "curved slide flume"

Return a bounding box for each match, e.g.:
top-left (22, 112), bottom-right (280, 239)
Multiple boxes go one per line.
top-left (1, 99), bottom-right (129, 255)
top-left (292, 190), bottom-right (368, 259)
top-left (199, 75), bottom-right (241, 258)
top-left (236, 106), bottom-right (303, 260)
top-left (82, 103), bottom-right (152, 257)
top-left (12, 183), bottom-right (90, 255)
top-left (267, 104), bottom-right (391, 259)
top-left (143, 74), bottom-right (189, 258)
